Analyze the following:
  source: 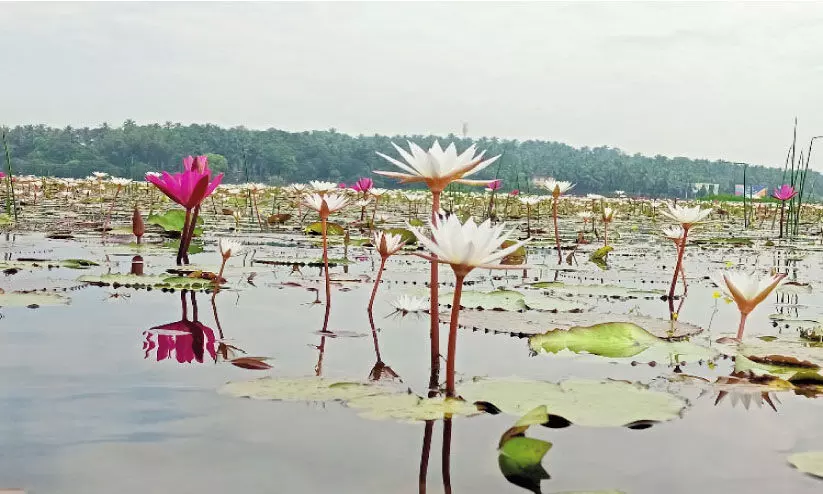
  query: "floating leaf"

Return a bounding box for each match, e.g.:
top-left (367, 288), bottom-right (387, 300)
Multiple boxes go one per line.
top-left (788, 451), bottom-right (823, 479)
top-left (529, 322), bottom-right (660, 358)
top-left (59, 259), bottom-right (99, 269)
top-left (77, 273), bottom-right (217, 289)
top-left (498, 406), bottom-right (552, 494)
top-left (147, 209), bottom-right (204, 235)
top-left (385, 227), bottom-right (417, 245)
top-left (528, 281), bottom-right (664, 299)
top-left (439, 289), bottom-right (526, 311)
top-left (461, 378), bottom-right (688, 427)
top-left (305, 222), bottom-right (345, 236)
top-left (522, 294), bottom-right (589, 313)
top-left (0, 291), bottom-right (70, 308)
top-left (218, 377), bottom-right (394, 402)
top-left (345, 394), bottom-right (481, 422)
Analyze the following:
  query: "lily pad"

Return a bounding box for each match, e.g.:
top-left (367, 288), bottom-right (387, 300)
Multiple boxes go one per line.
top-left (498, 406), bottom-right (552, 494)
top-left (384, 228), bottom-right (417, 245)
top-left (0, 291), bottom-right (71, 308)
top-left (523, 294), bottom-right (590, 313)
top-left (147, 209), bottom-right (204, 235)
top-left (461, 377), bottom-right (688, 427)
top-left (345, 394), bottom-right (482, 422)
top-left (439, 289), bottom-right (526, 311)
top-left (528, 281), bottom-right (664, 300)
top-left (788, 451), bottom-right (823, 479)
top-left (529, 322), bottom-right (717, 363)
top-left (305, 221), bottom-right (345, 236)
top-left (77, 273), bottom-right (216, 289)
top-left (219, 377), bottom-right (393, 402)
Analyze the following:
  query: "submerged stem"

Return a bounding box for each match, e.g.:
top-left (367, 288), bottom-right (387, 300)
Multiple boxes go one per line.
top-left (367, 257), bottom-right (386, 312)
top-left (553, 197), bottom-right (562, 264)
top-left (446, 272), bottom-right (465, 398)
top-left (429, 191), bottom-right (441, 393)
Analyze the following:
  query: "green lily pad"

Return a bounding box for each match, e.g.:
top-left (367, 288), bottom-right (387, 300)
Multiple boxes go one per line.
top-left (147, 209), bottom-right (204, 235)
top-left (788, 451), bottom-right (823, 479)
top-left (384, 228), bottom-right (417, 245)
top-left (0, 291), bottom-right (71, 308)
top-left (305, 222), bottom-right (345, 236)
top-left (60, 259), bottom-right (100, 269)
top-left (498, 406), bottom-right (552, 494)
top-left (461, 378), bottom-right (688, 427)
top-left (345, 394), bottom-right (482, 422)
top-left (439, 289), bottom-right (526, 311)
top-left (219, 377), bottom-right (393, 402)
top-left (77, 273), bottom-right (218, 289)
top-left (529, 322), bottom-right (717, 363)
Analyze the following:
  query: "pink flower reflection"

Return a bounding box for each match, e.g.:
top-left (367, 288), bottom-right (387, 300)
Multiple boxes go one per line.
top-left (143, 292), bottom-right (217, 364)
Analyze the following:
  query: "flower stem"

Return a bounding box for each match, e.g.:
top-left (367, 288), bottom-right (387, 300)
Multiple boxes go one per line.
top-left (779, 200), bottom-right (786, 239)
top-left (419, 420), bottom-right (434, 494)
top-left (446, 272), bottom-right (465, 398)
top-left (668, 226), bottom-right (689, 318)
top-left (603, 222), bottom-right (608, 247)
top-left (736, 312), bottom-right (749, 340)
top-left (429, 191), bottom-right (441, 394)
top-left (553, 197), bottom-right (562, 264)
top-left (177, 208), bottom-right (192, 265)
top-left (368, 257), bottom-right (386, 312)
top-left (322, 216), bottom-right (331, 309)
top-left (442, 417), bottom-right (453, 494)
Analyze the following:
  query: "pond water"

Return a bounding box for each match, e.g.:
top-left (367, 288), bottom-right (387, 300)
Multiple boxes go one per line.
top-left (2, 225), bottom-right (823, 494)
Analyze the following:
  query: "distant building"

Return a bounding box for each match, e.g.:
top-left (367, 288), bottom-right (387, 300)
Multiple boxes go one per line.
top-left (734, 184), bottom-right (768, 198)
top-left (691, 183), bottom-right (720, 196)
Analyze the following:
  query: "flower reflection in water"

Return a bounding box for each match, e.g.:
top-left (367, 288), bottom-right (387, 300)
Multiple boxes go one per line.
top-left (368, 310), bottom-right (400, 382)
top-left (143, 290), bottom-right (217, 364)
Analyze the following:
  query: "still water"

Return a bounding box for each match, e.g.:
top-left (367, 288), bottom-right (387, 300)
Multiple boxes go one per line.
top-left (2, 233), bottom-right (822, 494)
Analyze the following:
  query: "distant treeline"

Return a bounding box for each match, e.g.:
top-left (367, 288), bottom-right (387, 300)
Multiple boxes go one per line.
top-left (2, 121), bottom-right (817, 198)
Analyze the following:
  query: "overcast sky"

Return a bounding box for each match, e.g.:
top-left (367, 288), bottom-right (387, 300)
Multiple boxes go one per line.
top-left (3, 1), bottom-right (823, 168)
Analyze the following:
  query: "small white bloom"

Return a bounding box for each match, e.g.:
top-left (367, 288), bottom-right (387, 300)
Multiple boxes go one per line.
top-left (602, 207), bottom-right (614, 222)
top-left (92, 171), bottom-right (109, 179)
top-left (110, 177), bottom-right (132, 186)
top-left (518, 195), bottom-right (542, 206)
top-left (711, 270), bottom-right (786, 313)
top-left (375, 140), bottom-right (500, 188)
top-left (661, 226), bottom-right (685, 241)
top-left (309, 180), bottom-right (339, 192)
top-left (390, 295), bottom-right (429, 313)
top-left (145, 171), bottom-right (161, 178)
top-left (539, 179), bottom-right (575, 196)
top-left (659, 203), bottom-right (713, 227)
top-left (219, 238), bottom-right (244, 258)
top-left (408, 215), bottom-right (529, 270)
top-left (586, 193), bottom-right (605, 200)
top-left (373, 231), bottom-right (405, 257)
top-left (287, 183), bottom-right (309, 193)
top-left (577, 212), bottom-right (594, 220)
top-left (355, 199), bottom-right (373, 207)
top-left (369, 188), bottom-right (389, 197)
top-left (303, 192), bottom-right (349, 214)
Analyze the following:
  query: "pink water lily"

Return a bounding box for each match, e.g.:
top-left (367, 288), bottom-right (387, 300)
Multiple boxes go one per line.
top-left (146, 156), bottom-right (223, 210)
top-left (486, 179), bottom-right (502, 192)
top-left (772, 184), bottom-right (798, 202)
top-left (146, 155), bottom-right (223, 265)
top-left (351, 177), bottom-right (374, 192)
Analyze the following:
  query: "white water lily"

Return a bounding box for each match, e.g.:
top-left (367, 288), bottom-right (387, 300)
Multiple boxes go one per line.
top-left (711, 270), bottom-right (786, 312)
top-left (659, 203), bottom-right (713, 227)
top-left (375, 141), bottom-right (500, 191)
top-left (303, 193), bottom-right (348, 215)
top-left (408, 215), bottom-right (528, 272)
top-left (287, 183), bottom-right (309, 194)
top-left (577, 212), bottom-right (594, 219)
top-left (661, 226), bottom-right (685, 241)
top-left (586, 193), bottom-right (605, 200)
top-left (110, 177), bottom-right (131, 186)
top-left (539, 179), bottom-right (575, 197)
top-left (309, 180), bottom-right (339, 193)
top-left (355, 198), bottom-right (373, 208)
top-left (602, 207), bottom-right (615, 222)
top-left (369, 188), bottom-right (388, 197)
top-left (390, 295), bottom-right (429, 313)
top-left (219, 238), bottom-right (244, 258)
top-left (518, 195), bottom-right (542, 206)
top-left (92, 171), bottom-right (109, 179)
top-left (145, 171), bottom-right (161, 178)
top-left (372, 231), bottom-right (405, 257)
